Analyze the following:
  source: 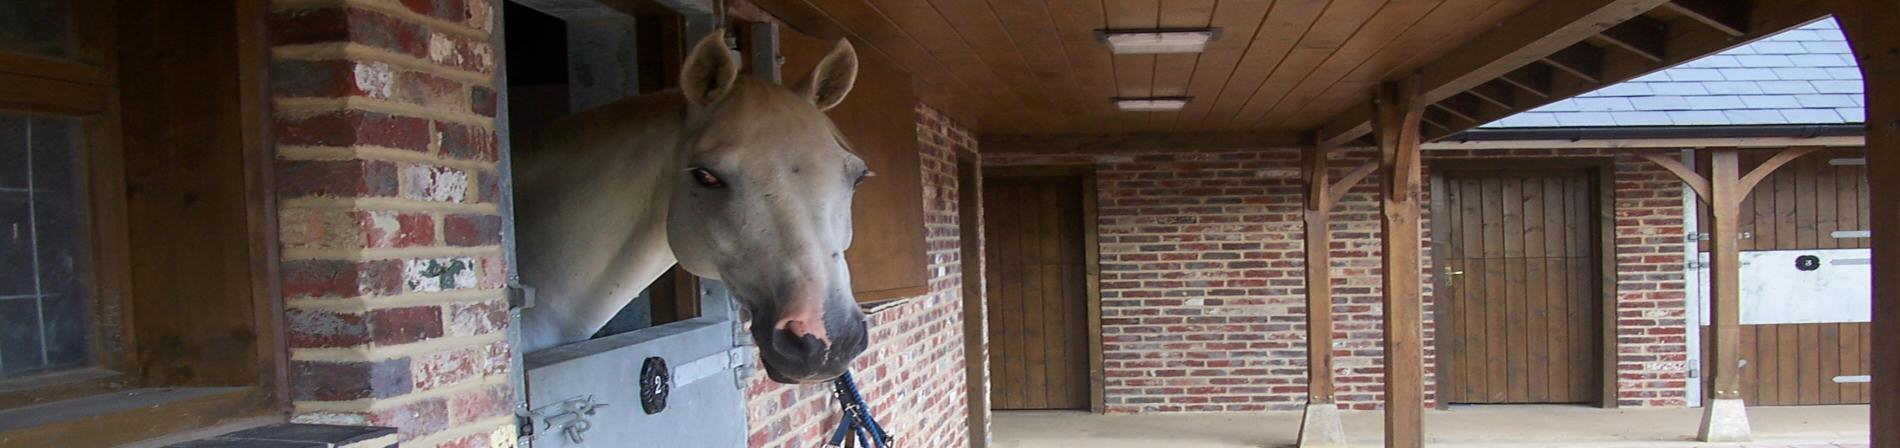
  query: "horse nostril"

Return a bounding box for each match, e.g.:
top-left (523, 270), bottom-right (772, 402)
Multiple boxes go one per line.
top-left (779, 318), bottom-right (814, 339)
top-left (772, 327), bottom-right (826, 359)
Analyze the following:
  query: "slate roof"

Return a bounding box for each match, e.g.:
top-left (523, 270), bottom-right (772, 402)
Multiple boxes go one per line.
top-left (1483, 18), bottom-right (1864, 128)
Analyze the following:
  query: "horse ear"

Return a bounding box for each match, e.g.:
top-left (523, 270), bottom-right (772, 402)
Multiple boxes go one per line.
top-left (680, 29), bottom-right (741, 107)
top-left (793, 38), bottom-right (858, 112)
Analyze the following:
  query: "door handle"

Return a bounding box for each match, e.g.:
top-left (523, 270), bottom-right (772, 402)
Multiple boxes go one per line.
top-left (1447, 270), bottom-right (1465, 276)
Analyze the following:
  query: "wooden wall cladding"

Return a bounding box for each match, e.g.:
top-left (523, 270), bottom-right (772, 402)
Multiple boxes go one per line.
top-left (1700, 323), bottom-right (1872, 406)
top-left (1695, 147), bottom-right (1871, 252)
top-left (1693, 147), bottom-right (1873, 406)
top-left (117, 0), bottom-right (266, 387)
top-left (778, 30), bottom-right (929, 302)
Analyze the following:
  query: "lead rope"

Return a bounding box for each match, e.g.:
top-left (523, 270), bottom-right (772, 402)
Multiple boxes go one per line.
top-left (826, 370), bottom-right (894, 448)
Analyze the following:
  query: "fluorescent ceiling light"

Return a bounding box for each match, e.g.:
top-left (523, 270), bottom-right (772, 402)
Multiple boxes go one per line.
top-left (1098, 29), bottom-right (1218, 54)
top-left (1114, 97), bottom-right (1192, 112)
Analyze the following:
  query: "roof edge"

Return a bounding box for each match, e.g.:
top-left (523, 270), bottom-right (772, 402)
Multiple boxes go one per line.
top-left (1442, 124), bottom-right (1865, 142)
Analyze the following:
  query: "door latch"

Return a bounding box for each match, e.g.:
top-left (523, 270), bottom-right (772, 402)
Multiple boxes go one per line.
top-left (522, 395), bottom-right (609, 444)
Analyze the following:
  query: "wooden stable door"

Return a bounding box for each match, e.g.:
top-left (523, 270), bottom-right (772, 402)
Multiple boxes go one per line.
top-left (983, 173), bottom-right (1090, 410)
top-left (1437, 169), bottom-right (1603, 404)
top-left (1695, 148), bottom-right (1873, 406)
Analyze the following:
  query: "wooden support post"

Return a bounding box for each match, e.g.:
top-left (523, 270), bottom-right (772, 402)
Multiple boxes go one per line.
top-left (1374, 75), bottom-right (1426, 448)
top-left (1826, 2), bottom-right (1898, 446)
top-left (1700, 149), bottom-right (1751, 442)
top-left (1299, 136), bottom-right (1345, 447)
top-left (1638, 146), bottom-right (1819, 442)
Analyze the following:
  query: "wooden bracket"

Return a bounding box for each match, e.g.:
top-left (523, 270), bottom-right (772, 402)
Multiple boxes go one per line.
top-left (1637, 153), bottom-right (1712, 202)
top-left (1327, 160), bottom-right (1380, 208)
top-left (1736, 146), bottom-right (1822, 197)
top-left (1303, 147), bottom-right (1379, 214)
top-left (1641, 147), bottom-right (1822, 206)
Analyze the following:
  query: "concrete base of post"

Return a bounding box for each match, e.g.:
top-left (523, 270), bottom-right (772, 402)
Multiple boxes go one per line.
top-left (1297, 403), bottom-right (1349, 447)
top-left (1697, 398), bottom-right (1752, 442)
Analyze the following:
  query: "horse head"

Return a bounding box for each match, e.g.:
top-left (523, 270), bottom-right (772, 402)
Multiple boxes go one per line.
top-left (665, 31), bottom-right (870, 384)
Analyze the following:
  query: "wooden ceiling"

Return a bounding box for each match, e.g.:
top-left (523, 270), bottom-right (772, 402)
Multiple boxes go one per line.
top-left (748, 0), bottom-right (1544, 134)
top-left (747, 0), bottom-right (1835, 144)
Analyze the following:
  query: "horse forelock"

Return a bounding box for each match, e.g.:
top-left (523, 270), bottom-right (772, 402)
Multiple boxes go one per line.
top-left (687, 78), bottom-right (850, 157)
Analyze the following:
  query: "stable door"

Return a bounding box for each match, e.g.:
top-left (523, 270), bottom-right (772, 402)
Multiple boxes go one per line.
top-left (1436, 168), bottom-right (1604, 405)
top-left (983, 172), bottom-right (1091, 410)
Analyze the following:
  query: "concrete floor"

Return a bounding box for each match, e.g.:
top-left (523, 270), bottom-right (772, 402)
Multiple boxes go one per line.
top-left (992, 405), bottom-right (1870, 448)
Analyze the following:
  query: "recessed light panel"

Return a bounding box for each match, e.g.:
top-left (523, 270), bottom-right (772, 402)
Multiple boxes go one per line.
top-left (1099, 29), bottom-right (1218, 54)
top-left (1114, 97), bottom-right (1192, 112)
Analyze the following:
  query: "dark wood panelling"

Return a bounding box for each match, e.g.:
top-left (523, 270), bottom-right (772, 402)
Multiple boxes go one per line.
top-left (118, 0), bottom-right (266, 388)
top-left (779, 29), bottom-right (931, 302)
top-left (1700, 323), bottom-right (1872, 406)
top-left (1696, 148), bottom-right (1870, 253)
top-left (1437, 169), bottom-right (1602, 404)
top-left (982, 173), bottom-right (1090, 410)
top-left (1692, 147), bottom-right (1873, 406)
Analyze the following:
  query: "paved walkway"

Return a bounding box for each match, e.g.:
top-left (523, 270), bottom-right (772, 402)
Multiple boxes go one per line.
top-left (992, 404), bottom-right (1869, 447)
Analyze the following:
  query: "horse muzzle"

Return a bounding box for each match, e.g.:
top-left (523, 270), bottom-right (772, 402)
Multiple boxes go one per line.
top-left (751, 311), bottom-right (867, 384)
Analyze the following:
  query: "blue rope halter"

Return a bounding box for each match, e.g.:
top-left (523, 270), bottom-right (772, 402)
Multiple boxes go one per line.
top-left (826, 370), bottom-right (893, 448)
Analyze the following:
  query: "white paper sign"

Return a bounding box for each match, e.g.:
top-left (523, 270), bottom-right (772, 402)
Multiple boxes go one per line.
top-left (1692, 248), bottom-right (1871, 325)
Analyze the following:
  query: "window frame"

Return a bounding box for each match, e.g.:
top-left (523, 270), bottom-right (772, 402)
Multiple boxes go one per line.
top-left (0, 0), bottom-right (137, 394)
top-left (0, 0), bottom-right (288, 444)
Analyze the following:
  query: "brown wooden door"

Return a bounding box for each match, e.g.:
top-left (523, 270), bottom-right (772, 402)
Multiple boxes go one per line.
top-left (1696, 148), bottom-right (1873, 406)
top-left (983, 173), bottom-right (1090, 410)
top-left (1437, 169), bottom-right (1603, 404)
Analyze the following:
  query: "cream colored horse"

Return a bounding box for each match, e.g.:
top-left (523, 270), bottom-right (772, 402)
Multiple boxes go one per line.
top-left (515, 30), bottom-right (869, 383)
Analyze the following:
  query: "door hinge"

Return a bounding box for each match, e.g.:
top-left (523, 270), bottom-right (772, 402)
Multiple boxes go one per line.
top-left (1686, 261), bottom-right (1709, 270)
top-left (1686, 232), bottom-right (1751, 242)
top-left (508, 283), bottom-right (537, 311)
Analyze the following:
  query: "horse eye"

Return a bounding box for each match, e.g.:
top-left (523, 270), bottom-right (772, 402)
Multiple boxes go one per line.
top-left (854, 170), bottom-right (875, 187)
top-left (689, 168), bottom-right (725, 188)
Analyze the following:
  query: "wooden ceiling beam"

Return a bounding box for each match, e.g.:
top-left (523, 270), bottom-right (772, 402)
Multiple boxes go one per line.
top-left (1316, 0), bottom-right (1670, 147)
top-left (1498, 64), bottom-right (1555, 99)
top-left (1432, 93), bottom-right (1486, 123)
top-left (1539, 43), bottom-right (1607, 83)
top-left (1599, 15), bottom-right (1670, 62)
top-left (1327, 0), bottom-right (1830, 146)
top-left (1421, 107), bottom-right (1473, 132)
top-left (1662, 0), bottom-right (1749, 37)
top-left (979, 131), bottom-right (1305, 154)
top-left (1467, 80), bottom-right (1520, 109)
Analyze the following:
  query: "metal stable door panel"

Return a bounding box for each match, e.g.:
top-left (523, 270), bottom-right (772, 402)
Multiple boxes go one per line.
top-left (522, 316), bottom-right (749, 447)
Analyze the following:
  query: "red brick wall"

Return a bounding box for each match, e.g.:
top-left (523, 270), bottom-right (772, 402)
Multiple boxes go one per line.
top-left (985, 147), bottom-right (1690, 412)
top-left (743, 105), bottom-right (979, 447)
top-left (269, 0), bottom-right (517, 446)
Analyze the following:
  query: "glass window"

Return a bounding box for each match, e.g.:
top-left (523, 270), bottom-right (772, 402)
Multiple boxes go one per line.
top-left (0, 0), bottom-right (75, 59)
top-left (0, 114), bottom-right (91, 378)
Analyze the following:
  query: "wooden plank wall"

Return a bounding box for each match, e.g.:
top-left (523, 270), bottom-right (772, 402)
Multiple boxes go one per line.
top-left (1695, 147), bottom-right (1873, 406)
top-left (118, 0), bottom-right (268, 388)
top-left (1437, 169), bottom-right (1603, 404)
top-left (982, 173), bottom-right (1091, 410)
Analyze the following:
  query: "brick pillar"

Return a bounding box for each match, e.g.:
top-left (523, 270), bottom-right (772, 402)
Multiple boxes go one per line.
top-left (267, 1), bottom-right (515, 446)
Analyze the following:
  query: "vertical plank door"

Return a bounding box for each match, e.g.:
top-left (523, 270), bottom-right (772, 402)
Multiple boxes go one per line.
top-left (982, 173), bottom-right (1091, 410)
top-left (1695, 148), bottom-right (1873, 406)
top-left (1438, 168), bottom-right (1603, 404)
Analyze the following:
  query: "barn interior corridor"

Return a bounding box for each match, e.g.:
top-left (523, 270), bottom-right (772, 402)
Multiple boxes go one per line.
top-left (991, 405), bottom-right (1870, 448)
